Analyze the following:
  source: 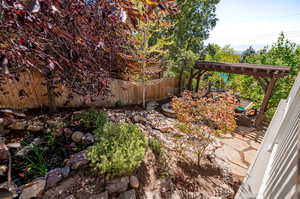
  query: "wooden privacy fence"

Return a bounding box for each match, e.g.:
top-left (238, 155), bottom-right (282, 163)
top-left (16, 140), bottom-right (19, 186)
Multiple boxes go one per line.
top-left (0, 71), bottom-right (179, 110)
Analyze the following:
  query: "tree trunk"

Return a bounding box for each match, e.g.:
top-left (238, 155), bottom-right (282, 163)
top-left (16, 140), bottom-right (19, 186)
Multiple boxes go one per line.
top-left (179, 66), bottom-right (184, 93)
top-left (187, 68), bottom-right (194, 91)
top-left (196, 73), bottom-right (201, 92)
top-left (142, 29), bottom-right (148, 108)
top-left (46, 73), bottom-right (57, 112)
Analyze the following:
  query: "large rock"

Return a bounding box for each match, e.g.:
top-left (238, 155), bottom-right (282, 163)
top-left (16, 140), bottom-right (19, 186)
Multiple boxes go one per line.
top-left (129, 176), bottom-right (139, 189)
top-left (19, 179), bottom-right (46, 199)
top-left (71, 131), bottom-right (84, 143)
top-left (89, 191), bottom-right (108, 199)
top-left (27, 124), bottom-right (44, 132)
top-left (6, 142), bottom-right (21, 149)
top-left (0, 109), bottom-right (26, 118)
top-left (64, 128), bottom-right (73, 138)
top-left (0, 165), bottom-right (8, 176)
top-left (82, 133), bottom-right (95, 145)
top-left (46, 168), bottom-right (64, 189)
top-left (0, 181), bottom-right (18, 198)
top-left (0, 188), bottom-right (13, 199)
top-left (67, 151), bottom-right (89, 170)
top-left (105, 176), bottom-right (129, 194)
top-left (8, 121), bottom-right (27, 130)
top-left (0, 149), bottom-right (9, 161)
top-left (118, 190), bottom-right (136, 199)
top-left (64, 195), bottom-right (76, 199)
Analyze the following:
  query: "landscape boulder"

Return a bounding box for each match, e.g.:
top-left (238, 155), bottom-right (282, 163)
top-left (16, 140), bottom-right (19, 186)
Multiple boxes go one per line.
top-left (71, 131), bottom-right (84, 143)
top-left (105, 176), bottom-right (129, 194)
top-left (129, 176), bottom-right (139, 189)
top-left (64, 128), bottom-right (73, 138)
top-left (8, 121), bottom-right (27, 130)
top-left (118, 189), bottom-right (136, 199)
top-left (19, 178), bottom-right (46, 199)
top-left (46, 169), bottom-right (64, 189)
top-left (82, 133), bottom-right (95, 145)
top-left (90, 191), bottom-right (108, 199)
top-left (67, 151), bottom-right (89, 170)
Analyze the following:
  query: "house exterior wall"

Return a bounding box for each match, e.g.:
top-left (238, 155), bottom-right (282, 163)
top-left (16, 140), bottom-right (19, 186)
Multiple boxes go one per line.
top-left (235, 72), bottom-right (300, 199)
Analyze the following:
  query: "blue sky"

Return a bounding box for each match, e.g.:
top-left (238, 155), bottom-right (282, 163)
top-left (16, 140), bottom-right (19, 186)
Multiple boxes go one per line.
top-left (206, 0), bottom-right (300, 51)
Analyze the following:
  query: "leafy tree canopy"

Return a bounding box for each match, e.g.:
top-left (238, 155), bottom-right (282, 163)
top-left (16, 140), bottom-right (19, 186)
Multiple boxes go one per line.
top-left (0, 0), bottom-right (175, 97)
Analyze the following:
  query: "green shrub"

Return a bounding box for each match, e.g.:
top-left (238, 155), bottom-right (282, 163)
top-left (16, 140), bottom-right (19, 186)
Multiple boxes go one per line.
top-left (79, 109), bottom-right (107, 129)
top-left (88, 123), bottom-right (146, 178)
top-left (149, 137), bottom-right (163, 158)
top-left (24, 145), bottom-right (48, 178)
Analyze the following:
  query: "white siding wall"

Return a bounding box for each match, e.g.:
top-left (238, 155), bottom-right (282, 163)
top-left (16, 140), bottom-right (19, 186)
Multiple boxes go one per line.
top-left (235, 73), bottom-right (300, 199)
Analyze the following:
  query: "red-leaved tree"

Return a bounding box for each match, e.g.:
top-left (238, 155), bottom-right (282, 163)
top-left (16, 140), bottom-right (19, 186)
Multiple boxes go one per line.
top-left (0, 0), bottom-right (176, 110)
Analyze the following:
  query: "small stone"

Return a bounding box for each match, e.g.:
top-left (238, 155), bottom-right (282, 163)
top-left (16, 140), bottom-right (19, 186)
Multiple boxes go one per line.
top-left (6, 142), bottom-right (21, 149)
top-left (146, 101), bottom-right (159, 111)
top-left (132, 115), bottom-right (147, 124)
top-left (118, 190), bottom-right (136, 199)
top-left (46, 169), bottom-right (64, 189)
top-left (0, 126), bottom-right (10, 136)
top-left (0, 118), bottom-right (13, 127)
top-left (61, 167), bottom-right (70, 178)
top-left (27, 125), bottom-right (43, 132)
top-left (0, 109), bottom-right (26, 118)
top-left (90, 191), bottom-right (109, 199)
top-left (19, 179), bottom-right (46, 199)
top-left (129, 176), bottom-right (139, 189)
top-left (15, 146), bottom-right (32, 157)
top-left (0, 187), bottom-right (13, 199)
top-left (0, 165), bottom-right (8, 176)
top-left (106, 176), bottom-right (129, 194)
top-left (64, 128), bottom-right (73, 138)
top-left (0, 181), bottom-right (18, 198)
top-left (64, 195), bottom-right (76, 199)
top-left (82, 133), bottom-right (95, 145)
top-left (0, 149), bottom-right (9, 161)
top-left (46, 120), bottom-right (57, 127)
top-left (67, 151), bottom-right (89, 170)
top-left (71, 131), bottom-right (84, 143)
top-left (53, 128), bottom-right (64, 137)
top-left (8, 121), bottom-right (27, 130)
top-left (32, 138), bottom-right (44, 145)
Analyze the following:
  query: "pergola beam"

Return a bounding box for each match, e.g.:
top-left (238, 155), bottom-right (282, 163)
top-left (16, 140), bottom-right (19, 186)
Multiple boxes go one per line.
top-left (192, 61), bottom-right (291, 127)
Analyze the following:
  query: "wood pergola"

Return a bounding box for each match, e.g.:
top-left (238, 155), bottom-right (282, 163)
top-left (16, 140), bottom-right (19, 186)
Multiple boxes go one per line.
top-left (190, 61), bottom-right (291, 127)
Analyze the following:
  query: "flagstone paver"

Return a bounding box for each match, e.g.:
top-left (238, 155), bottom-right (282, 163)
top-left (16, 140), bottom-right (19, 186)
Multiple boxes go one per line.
top-left (214, 128), bottom-right (261, 178)
top-left (219, 137), bottom-right (250, 151)
top-left (244, 149), bottom-right (258, 165)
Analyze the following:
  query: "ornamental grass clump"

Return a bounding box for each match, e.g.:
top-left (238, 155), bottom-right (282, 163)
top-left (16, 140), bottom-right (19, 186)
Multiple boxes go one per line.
top-left (88, 123), bottom-right (146, 178)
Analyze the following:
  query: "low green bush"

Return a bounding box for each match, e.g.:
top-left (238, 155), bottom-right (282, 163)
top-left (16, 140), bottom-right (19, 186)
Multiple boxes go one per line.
top-left (149, 137), bottom-right (163, 158)
top-left (88, 123), bottom-right (146, 178)
top-left (79, 109), bottom-right (107, 130)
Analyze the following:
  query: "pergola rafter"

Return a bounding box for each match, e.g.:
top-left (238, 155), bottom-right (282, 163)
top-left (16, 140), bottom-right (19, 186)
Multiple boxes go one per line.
top-left (191, 61), bottom-right (291, 127)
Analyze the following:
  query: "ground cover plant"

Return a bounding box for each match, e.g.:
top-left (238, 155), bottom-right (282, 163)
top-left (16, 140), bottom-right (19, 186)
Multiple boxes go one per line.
top-left (88, 122), bottom-right (147, 178)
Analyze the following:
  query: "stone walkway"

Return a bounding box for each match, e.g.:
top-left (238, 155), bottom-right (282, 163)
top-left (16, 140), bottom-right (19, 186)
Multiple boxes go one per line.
top-left (214, 126), bottom-right (264, 178)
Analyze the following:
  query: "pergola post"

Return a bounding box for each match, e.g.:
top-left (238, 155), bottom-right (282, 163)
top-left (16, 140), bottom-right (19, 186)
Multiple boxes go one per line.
top-left (187, 68), bottom-right (195, 91)
top-left (255, 76), bottom-right (278, 127)
top-left (195, 70), bottom-right (206, 92)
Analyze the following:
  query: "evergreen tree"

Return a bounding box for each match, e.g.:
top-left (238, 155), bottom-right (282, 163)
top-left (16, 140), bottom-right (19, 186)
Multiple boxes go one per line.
top-left (240, 46), bottom-right (256, 63)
